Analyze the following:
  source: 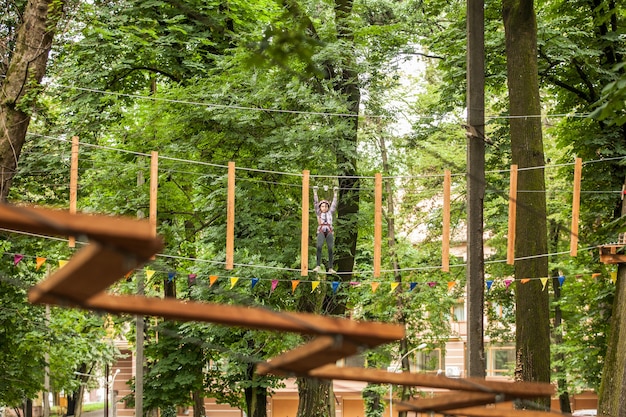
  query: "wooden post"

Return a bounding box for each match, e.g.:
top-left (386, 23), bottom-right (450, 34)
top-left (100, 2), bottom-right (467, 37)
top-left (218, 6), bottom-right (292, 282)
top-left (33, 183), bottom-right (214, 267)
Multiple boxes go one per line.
top-left (507, 165), bottom-right (518, 265)
top-left (226, 161), bottom-right (235, 270)
top-left (69, 136), bottom-right (79, 247)
top-left (301, 170), bottom-right (310, 276)
top-left (374, 173), bottom-right (382, 278)
top-left (570, 158), bottom-right (582, 257)
top-left (149, 152), bottom-right (158, 261)
top-left (442, 170), bottom-right (451, 272)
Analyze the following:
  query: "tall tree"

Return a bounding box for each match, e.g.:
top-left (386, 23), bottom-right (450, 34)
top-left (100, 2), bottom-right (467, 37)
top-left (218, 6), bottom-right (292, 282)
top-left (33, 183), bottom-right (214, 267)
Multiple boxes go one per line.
top-left (502, 0), bottom-right (551, 401)
top-left (0, 0), bottom-right (65, 200)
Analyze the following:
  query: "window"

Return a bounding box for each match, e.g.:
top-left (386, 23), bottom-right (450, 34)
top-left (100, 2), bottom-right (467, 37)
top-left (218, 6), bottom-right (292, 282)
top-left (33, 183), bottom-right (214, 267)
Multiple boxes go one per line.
top-left (486, 346), bottom-right (515, 377)
top-left (452, 303), bottom-right (465, 321)
top-left (411, 349), bottom-right (444, 374)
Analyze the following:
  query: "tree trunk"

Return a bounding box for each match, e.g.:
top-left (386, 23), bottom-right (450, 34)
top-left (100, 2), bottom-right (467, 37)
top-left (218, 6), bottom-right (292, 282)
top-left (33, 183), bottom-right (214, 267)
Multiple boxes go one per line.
top-left (296, 378), bottom-right (334, 417)
top-left (598, 177), bottom-right (626, 416)
top-left (0, 0), bottom-right (64, 200)
top-left (502, 0), bottom-right (551, 407)
top-left (191, 391), bottom-right (205, 417)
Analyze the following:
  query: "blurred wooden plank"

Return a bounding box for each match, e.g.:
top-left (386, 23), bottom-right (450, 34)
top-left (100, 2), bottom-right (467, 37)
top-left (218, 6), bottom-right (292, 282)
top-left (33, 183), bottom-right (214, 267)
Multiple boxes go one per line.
top-left (402, 405), bottom-right (555, 417)
top-left (69, 136), bottom-right (79, 248)
top-left (395, 392), bottom-right (508, 412)
top-left (570, 157), bottom-right (582, 256)
top-left (28, 243), bottom-right (146, 305)
top-left (301, 170), bottom-right (309, 276)
top-left (305, 366), bottom-right (554, 398)
top-left (82, 294), bottom-right (405, 345)
top-left (0, 204), bottom-right (163, 258)
top-left (257, 336), bottom-right (359, 375)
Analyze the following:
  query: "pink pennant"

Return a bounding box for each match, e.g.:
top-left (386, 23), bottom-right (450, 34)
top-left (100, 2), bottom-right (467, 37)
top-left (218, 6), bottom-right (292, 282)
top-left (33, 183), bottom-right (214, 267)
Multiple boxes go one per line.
top-left (271, 279), bottom-right (279, 293)
top-left (13, 254), bottom-right (24, 266)
top-left (504, 279), bottom-right (513, 289)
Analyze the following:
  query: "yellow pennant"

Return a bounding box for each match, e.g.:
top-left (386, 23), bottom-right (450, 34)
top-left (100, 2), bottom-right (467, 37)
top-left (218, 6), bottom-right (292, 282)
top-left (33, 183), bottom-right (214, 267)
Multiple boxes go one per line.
top-left (145, 269), bottom-right (156, 279)
top-left (230, 277), bottom-right (239, 289)
top-left (292, 280), bottom-right (300, 293)
top-left (611, 271), bottom-right (617, 284)
top-left (58, 260), bottom-right (69, 268)
top-left (390, 282), bottom-right (399, 293)
top-left (371, 282), bottom-right (380, 293)
top-left (540, 278), bottom-right (549, 291)
top-left (209, 275), bottom-right (219, 287)
top-left (311, 281), bottom-right (320, 292)
top-left (36, 257), bottom-right (46, 271)
top-left (520, 278), bottom-right (531, 284)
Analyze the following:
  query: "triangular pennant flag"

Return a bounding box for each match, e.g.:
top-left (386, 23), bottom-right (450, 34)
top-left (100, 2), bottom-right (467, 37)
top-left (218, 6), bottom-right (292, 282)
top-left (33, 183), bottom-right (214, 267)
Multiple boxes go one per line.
top-left (13, 254), bottom-right (24, 266)
top-left (291, 280), bottom-right (300, 293)
top-left (125, 271), bottom-right (133, 281)
top-left (350, 281), bottom-right (360, 286)
top-left (188, 274), bottom-right (197, 285)
top-left (251, 278), bottom-right (259, 289)
top-left (230, 277), bottom-right (239, 289)
top-left (331, 281), bottom-right (340, 293)
top-left (504, 279), bottom-right (513, 289)
top-left (447, 281), bottom-right (455, 291)
top-left (520, 278), bottom-right (531, 284)
top-left (59, 260), bottom-right (69, 268)
top-left (390, 282), bottom-right (400, 293)
top-left (610, 271), bottom-right (617, 284)
top-left (36, 257), bottom-right (46, 271)
top-left (209, 275), bottom-right (219, 287)
top-left (427, 281), bottom-right (437, 288)
top-left (311, 281), bottom-right (320, 292)
top-left (371, 282), bottom-right (380, 293)
top-left (540, 278), bottom-right (549, 291)
top-left (146, 269), bottom-right (156, 279)
top-left (271, 279), bottom-right (279, 293)
top-left (592, 273), bottom-right (601, 279)
top-left (486, 280), bottom-right (494, 291)
top-left (558, 275), bottom-right (566, 287)
top-left (409, 282), bottom-right (417, 291)
top-left (167, 272), bottom-right (176, 282)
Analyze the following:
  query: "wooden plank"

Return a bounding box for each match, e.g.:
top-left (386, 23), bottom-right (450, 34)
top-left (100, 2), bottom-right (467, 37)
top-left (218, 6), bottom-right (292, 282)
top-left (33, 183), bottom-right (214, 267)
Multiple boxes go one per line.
top-left (442, 169), bottom-right (451, 272)
top-left (399, 405), bottom-right (555, 417)
top-left (570, 157), bottom-right (582, 257)
top-left (256, 336), bottom-right (360, 375)
top-left (600, 253), bottom-right (626, 265)
top-left (301, 170), bottom-right (309, 276)
top-left (0, 204), bottom-right (163, 259)
top-left (395, 392), bottom-right (507, 412)
top-left (79, 294), bottom-right (405, 345)
top-left (304, 366), bottom-right (554, 398)
top-left (226, 161), bottom-right (235, 270)
top-left (69, 136), bottom-right (79, 248)
top-left (149, 151), bottom-right (158, 238)
top-left (374, 173), bottom-right (382, 277)
top-left (28, 242), bottom-right (150, 305)
top-left (507, 164), bottom-right (518, 265)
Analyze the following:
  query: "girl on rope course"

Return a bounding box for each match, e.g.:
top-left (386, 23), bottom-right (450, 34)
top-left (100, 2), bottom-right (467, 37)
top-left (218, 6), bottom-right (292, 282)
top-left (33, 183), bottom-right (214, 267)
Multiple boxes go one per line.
top-left (313, 185), bottom-right (338, 274)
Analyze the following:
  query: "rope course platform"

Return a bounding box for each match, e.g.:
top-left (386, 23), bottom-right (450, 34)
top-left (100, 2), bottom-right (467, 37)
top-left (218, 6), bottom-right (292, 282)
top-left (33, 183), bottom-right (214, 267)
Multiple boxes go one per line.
top-left (2, 203), bottom-right (559, 417)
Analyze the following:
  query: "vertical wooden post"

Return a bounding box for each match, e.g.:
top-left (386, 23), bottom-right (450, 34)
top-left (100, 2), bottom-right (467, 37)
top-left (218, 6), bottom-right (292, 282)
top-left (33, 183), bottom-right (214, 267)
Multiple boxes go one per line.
top-left (226, 161), bottom-right (235, 270)
top-left (507, 164), bottom-right (518, 265)
top-left (442, 170), bottom-right (451, 272)
top-left (570, 157), bottom-right (582, 256)
top-left (149, 152), bottom-right (159, 238)
top-left (301, 170), bottom-right (310, 276)
top-left (374, 173), bottom-right (382, 278)
top-left (69, 136), bottom-right (79, 247)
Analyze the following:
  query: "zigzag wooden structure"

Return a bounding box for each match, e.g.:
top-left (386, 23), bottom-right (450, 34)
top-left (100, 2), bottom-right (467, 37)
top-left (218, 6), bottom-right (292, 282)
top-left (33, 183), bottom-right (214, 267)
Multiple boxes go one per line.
top-left (3, 204), bottom-right (558, 417)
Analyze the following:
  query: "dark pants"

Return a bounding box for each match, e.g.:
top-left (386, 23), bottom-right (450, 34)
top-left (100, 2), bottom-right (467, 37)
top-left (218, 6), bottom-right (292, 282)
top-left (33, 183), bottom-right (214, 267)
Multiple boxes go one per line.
top-left (316, 231), bottom-right (334, 269)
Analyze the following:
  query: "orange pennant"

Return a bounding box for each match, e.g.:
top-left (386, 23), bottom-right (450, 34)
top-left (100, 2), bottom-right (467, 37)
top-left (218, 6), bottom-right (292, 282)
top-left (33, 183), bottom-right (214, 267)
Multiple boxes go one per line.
top-left (209, 275), bottom-right (219, 287)
top-left (371, 282), bottom-right (380, 293)
top-left (292, 280), bottom-right (300, 293)
top-left (36, 257), bottom-right (46, 271)
top-left (520, 278), bottom-right (531, 284)
top-left (447, 281), bottom-right (455, 291)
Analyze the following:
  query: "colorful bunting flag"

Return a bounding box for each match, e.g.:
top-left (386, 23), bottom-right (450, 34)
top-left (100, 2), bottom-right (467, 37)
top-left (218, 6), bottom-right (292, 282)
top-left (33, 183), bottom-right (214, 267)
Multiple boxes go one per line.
top-left (188, 274), bottom-right (197, 285)
top-left (390, 282), bottom-right (399, 293)
top-left (520, 278), bottom-right (530, 284)
top-left (251, 278), bottom-right (259, 289)
top-left (447, 281), bottom-right (455, 291)
top-left (331, 281), bottom-right (340, 293)
top-left (371, 282), bottom-right (380, 293)
top-left (209, 275), bottom-right (219, 287)
top-left (59, 260), bottom-right (69, 268)
top-left (291, 280), bottom-right (300, 293)
top-left (610, 271), bottom-right (617, 284)
top-left (350, 281), bottom-right (360, 286)
top-left (486, 280), bottom-right (494, 291)
top-left (504, 279), bottom-right (513, 289)
top-left (271, 279), bottom-right (279, 293)
top-left (409, 282), bottom-right (417, 291)
top-left (540, 278), bottom-right (549, 291)
top-left (167, 272), bottom-right (176, 282)
top-left (124, 271), bottom-right (133, 281)
top-left (13, 254), bottom-right (23, 266)
top-left (146, 269), bottom-right (156, 279)
top-left (230, 277), bottom-right (239, 289)
top-left (558, 275), bottom-right (565, 287)
top-left (427, 281), bottom-right (437, 287)
top-left (311, 281), bottom-right (320, 292)
top-left (36, 257), bottom-right (46, 271)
